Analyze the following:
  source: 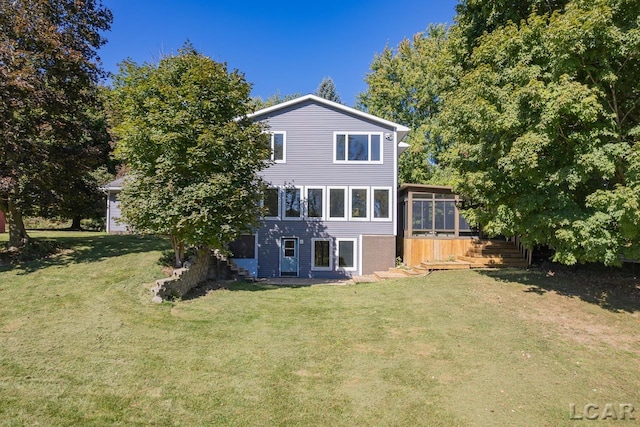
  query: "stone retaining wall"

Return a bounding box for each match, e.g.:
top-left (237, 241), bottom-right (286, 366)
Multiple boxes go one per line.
top-left (151, 249), bottom-right (211, 303)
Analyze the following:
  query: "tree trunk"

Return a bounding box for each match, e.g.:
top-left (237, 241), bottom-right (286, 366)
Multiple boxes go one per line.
top-left (170, 235), bottom-right (185, 268)
top-left (70, 216), bottom-right (82, 230)
top-left (6, 199), bottom-right (29, 250)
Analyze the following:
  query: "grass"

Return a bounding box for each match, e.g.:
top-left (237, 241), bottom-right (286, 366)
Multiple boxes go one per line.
top-left (1, 232), bottom-right (639, 426)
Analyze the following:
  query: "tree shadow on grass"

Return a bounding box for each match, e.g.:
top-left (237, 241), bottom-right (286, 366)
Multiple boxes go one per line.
top-left (0, 233), bottom-right (170, 275)
top-left (477, 263), bottom-right (640, 314)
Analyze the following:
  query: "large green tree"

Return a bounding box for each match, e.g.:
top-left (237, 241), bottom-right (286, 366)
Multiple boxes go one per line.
top-left (440, 0), bottom-right (640, 264)
top-left (110, 45), bottom-right (272, 267)
top-left (358, 25), bottom-right (450, 184)
top-left (0, 0), bottom-right (112, 248)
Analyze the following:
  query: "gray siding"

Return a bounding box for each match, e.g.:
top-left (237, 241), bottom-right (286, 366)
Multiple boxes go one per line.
top-left (251, 100), bottom-right (399, 278)
top-left (107, 191), bottom-right (127, 233)
top-left (255, 101), bottom-right (397, 188)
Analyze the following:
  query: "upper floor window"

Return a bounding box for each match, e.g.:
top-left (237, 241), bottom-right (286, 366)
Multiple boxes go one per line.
top-left (328, 187), bottom-right (347, 220)
top-left (350, 187), bottom-right (369, 220)
top-left (284, 187), bottom-right (302, 219)
top-left (271, 132), bottom-right (286, 163)
top-left (306, 187), bottom-right (324, 219)
top-left (334, 132), bottom-right (383, 163)
top-left (372, 188), bottom-right (391, 221)
top-left (263, 188), bottom-right (280, 218)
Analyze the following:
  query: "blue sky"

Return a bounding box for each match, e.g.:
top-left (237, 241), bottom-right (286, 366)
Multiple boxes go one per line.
top-left (98, 0), bottom-right (459, 106)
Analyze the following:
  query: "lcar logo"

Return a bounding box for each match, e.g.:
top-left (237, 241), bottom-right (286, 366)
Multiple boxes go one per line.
top-left (569, 403), bottom-right (636, 421)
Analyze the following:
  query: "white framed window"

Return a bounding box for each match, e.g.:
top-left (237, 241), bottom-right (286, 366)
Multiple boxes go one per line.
top-left (349, 187), bottom-right (369, 221)
top-left (271, 132), bottom-right (286, 163)
top-left (372, 187), bottom-right (392, 221)
top-left (336, 238), bottom-right (357, 271)
top-left (311, 238), bottom-right (332, 271)
top-left (283, 187), bottom-right (302, 219)
top-left (306, 186), bottom-right (324, 219)
top-left (263, 187), bottom-right (280, 219)
top-left (328, 186), bottom-right (347, 220)
top-left (334, 132), bottom-right (383, 163)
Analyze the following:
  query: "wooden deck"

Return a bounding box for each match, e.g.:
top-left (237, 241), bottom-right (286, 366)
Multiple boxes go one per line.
top-left (402, 238), bottom-right (529, 269)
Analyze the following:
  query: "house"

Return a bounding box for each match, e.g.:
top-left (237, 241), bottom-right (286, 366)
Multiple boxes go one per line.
top-left (104, 94), bottom-right (410, 279)
top-left (235, 95), bottom-right (409, 279)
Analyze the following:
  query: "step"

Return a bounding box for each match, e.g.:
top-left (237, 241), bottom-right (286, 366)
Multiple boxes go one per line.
top-left (352, 274), bottom-right (379, 283)
top-left (389, 267), bottom-right (422, 276)
top-left (458, 256), bottom-right (529, 268)
top-left (374, 271), bottom-right (410, 279)
top-left (420, 261), bottom-right (472, 271)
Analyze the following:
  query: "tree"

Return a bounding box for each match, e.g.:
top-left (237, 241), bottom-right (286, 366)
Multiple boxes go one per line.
top-left (110, 45), bottom-right (272, 267)
top-left (453, 0), bottom-right (570, 59)
top-left (358, 25), bottom-right (450, 184)
top-left (0, 0), bottom-right (112, 248)
top-left (316, 77), bottom-right (341, 103)
top-left (440, 0), bottom-right (640, 265)
top-left (251, 91), bottom-right (303, 110)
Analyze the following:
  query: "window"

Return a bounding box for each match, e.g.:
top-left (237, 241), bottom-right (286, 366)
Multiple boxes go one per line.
top-left (284, 187), bottom-right (301, 219)
top-left (312, 239), bottom-right (332, 271)
top-left (271, 132), bottom-right (286, 163)
top-left (337, 239), bottom-right (357, 271)
top-left (350, 188), bottom-right (368, 220)
top-left (410, 192), bottom-right (468, 237)
top-left (328, 187), bottom-right (346, 220)
top-left (264, 188), bottom-right (279, 218)
top-left (306, 187), bottom-right (324, 219)
top-left (372, 188), bottom-right (391, 220)
top-left (334, 132), bottom-right (383, 163)
top-left (228, 235), bottom-right (256, 259)
top-left (435, 200), bottom-right (456, 231)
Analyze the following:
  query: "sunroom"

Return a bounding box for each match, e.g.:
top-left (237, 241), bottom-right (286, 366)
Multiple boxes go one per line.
top-left (398, 184), bottom-right (479, 266)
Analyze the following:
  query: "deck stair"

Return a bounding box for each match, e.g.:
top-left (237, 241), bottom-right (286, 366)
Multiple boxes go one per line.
top-left (457, 240), bottom-right (528, 268)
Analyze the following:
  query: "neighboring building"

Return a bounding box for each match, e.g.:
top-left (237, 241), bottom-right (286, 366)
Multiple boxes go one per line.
top-left (103, 177), bottom-right (126, 234)
top-left (104, 94), bottom-right (410, 279)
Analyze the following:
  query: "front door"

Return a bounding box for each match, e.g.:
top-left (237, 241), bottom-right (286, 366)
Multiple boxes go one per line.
top-left (280, 238), bottom-right (299, 277)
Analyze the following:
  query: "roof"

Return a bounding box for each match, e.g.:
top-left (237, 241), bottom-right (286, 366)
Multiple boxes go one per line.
top-left (247, 94), bottom-right (411, 142)
top-left (102, 176), bottom-right (126, 191)
top-left (399, 183), bottom-right (455, 194)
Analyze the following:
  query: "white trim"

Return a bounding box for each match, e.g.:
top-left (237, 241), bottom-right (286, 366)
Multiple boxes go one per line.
top-left (305, 186), bottom-right (325, 220)
top-left (372, 187), bottom-right (393, 222)
top-left (283, 186), bottom-right (303, 220)
top-left (246, 94), bottom-right (410, 139)
top-left (333, 132), bottom-right (384, 164)
top-left (270, 131), bottom-right (286, 163)
top-left (348, 187), bottom-right (370, 221)
top-left (336, 238), bottom-right (358, 272)
top-left (311, 238), bottom-right (332, 271)
top-left (327, 186), bottom-right (348, 221)
top-left (393, 133), bottom-right (398, 236)
top-left (263, 187), bottom-right (281, 220)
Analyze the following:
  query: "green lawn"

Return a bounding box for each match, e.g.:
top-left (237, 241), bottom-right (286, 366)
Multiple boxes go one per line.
top-left (1, 232), bottom-right (639, 426)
